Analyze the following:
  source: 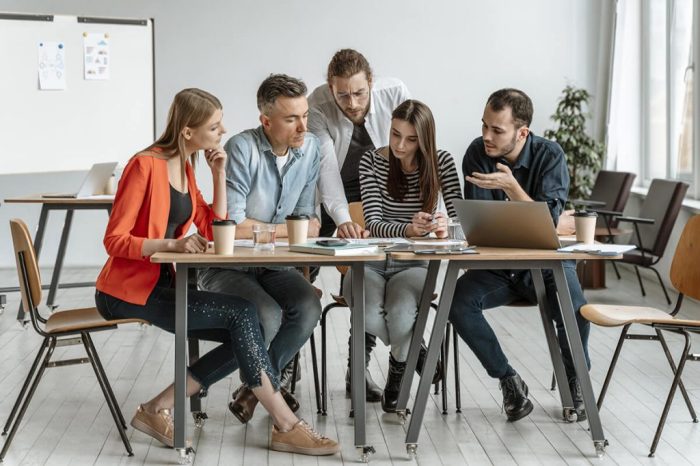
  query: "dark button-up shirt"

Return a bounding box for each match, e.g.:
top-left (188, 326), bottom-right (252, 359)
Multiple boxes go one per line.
top-left (462, 133), bottom-right (569, 226)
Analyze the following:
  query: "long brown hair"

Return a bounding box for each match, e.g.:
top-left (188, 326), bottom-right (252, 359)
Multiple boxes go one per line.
top-left (150, 88), bottom-right (222, 185)
top-left (387, 100), bottom-right (440, 212)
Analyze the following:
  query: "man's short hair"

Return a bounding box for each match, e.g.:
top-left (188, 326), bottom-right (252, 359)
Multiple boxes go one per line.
top-left (486, 88), bottom-right (533, 128)
top-left (327, 49), bottom-right (373, 83)
top-left (257, 74), bottom-right (307, 115)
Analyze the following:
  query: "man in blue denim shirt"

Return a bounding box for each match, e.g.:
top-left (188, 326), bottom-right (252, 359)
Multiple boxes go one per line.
top-left (199, 74), bottom-right (322, 423)
top-left (449, 88), bottom-right (590, 423)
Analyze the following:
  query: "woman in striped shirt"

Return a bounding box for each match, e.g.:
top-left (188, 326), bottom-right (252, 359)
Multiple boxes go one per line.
top-left (343, 99), bottom-right (462, 412)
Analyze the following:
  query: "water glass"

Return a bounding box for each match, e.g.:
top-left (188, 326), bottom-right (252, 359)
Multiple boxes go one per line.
top-left (253, 223), bottom-right (276, 251)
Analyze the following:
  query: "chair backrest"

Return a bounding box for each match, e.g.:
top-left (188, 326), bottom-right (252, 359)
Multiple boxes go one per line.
top-left (9, 219), bottom-right (42, 313)
top-left (589, 170), bottom-right (636, 228)
top-left (670, 215), bottom-right (700, 301)
top-left (635, 179), bottom-right (689, 256)
top-left (348, 202), bottom-right (365, 228)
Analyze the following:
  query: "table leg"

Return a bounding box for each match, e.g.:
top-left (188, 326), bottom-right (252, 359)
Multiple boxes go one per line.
top-left (405, 261), bottom-right (461, 453)
top-left (46, 209), bottom-right (74, 309)
top-left (17, 205), bottom-right (49, 322)
top-left (350, 263), bottom-right (374, 461)
top-left (531, 269), bottom-right (575, 420)
top-left (396, 260), bottom-right (441, 417)
top-left (551, 262), bottom-right (607, 455)
top-left (174, 263), bottom-right (189, 453)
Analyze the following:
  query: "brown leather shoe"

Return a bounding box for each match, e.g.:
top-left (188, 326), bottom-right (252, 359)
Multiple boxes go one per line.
top-left (270, 419), bottom-right (339, 456)
top-left (280, 387), bottom-right (300, 413)
top-left (130, 404), bottom-right (174, 447)
top-left (229, 386), bottom-right (259, 424)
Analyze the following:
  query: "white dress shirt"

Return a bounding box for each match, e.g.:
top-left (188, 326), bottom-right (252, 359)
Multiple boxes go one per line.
top-left (307, 76), bottom-right (410, 225)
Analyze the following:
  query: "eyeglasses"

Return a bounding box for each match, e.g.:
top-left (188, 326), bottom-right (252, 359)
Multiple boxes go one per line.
top-left (334, 88), bottom-right (369, 103)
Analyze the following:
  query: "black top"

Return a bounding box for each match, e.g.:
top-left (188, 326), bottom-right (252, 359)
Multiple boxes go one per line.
top-left (165, 184), bottom-right (192, 239)
top-left (341, 122), bottom-right (375, 203)
top-left (462, 133), bottom-right (569, 225)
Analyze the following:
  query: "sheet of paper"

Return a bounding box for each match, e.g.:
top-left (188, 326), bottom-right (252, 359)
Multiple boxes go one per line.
top-left (557, 243), bottom-right (636, 254)
top-left (37, 42), bottom-right (66, 90)
top-left (83, 33), bottom-right (110, 80)
top-left (346, 238), bottom-right (410, 245)
top-left (234, 239), bottom-right (289, 248)
top-left (410, 239), bottom-right (467, 246)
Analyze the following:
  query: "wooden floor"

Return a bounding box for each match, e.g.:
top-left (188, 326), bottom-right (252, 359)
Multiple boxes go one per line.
top-left (0, 263), bottom-right (699, 465)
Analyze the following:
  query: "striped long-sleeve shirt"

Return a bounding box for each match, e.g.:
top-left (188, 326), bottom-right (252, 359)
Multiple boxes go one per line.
top-left (359, 148), bottom-right (462, 238)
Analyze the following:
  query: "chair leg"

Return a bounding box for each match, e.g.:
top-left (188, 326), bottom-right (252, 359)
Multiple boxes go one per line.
top-left (550, 372), bottom-right (556, 391)
top-left (290, 352), bottom-right (300, 394)
top-left (598, 324), bottom-right (631, 410)
top-left (650, 266), bottom-right (672, 305)
top-left (611, 260), bottom-right (621, 280)
top-left (634, 266), bottom-right (647, 297)
top-left (0, 338), bottom-right (56, 461)
top-left (649, 330), bottom-right (692, 457)
top-left (3, 337), bottom-right (49, 436)
top-left (321, 305), bottom-right (331, 416)
top-left (452, 323), bottom-right (462, 413)
top-left (656, 329), bottom-right (697, 421)
top-left (82, 333), bottom-right (133, 456)
top-left (188, 338), bottom-right (202, 415)
top-left (85, 333), bottom-right (127, 430)
top-left (441, 324), bottom-right (450, 415)
top-left (309, 333), bottom-right (322, 414)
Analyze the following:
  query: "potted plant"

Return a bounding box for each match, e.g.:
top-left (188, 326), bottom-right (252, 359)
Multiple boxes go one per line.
top-left (544, 86), bottom-right (605, 206)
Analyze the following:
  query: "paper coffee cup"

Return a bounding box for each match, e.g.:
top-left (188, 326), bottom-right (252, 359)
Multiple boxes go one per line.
top-left (212, 219), bottom-right (236, 254)
top-left (573, 211), bottom-right (597, 244)
top-left (286, 214), bottom-right (310, 245)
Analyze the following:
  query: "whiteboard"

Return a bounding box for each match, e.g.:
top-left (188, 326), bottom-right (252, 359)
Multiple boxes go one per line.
top-left (0, 13), bottom-right (154, 174)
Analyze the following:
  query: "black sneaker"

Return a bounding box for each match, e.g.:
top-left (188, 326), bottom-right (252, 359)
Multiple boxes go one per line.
top-left (568, 377), bottom-right (586, 422)
top-left (499, 373), bottom-right (534, 422)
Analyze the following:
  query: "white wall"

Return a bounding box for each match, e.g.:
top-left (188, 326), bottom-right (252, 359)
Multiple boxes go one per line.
top-left (0, 0), bottom-right (611, 268)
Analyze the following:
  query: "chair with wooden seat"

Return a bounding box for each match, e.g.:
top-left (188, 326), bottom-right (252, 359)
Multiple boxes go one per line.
top-left (317, 202), bottom-right (450, 415)
top-left (581, 214), bottom-right (700, 457)
top-left (1, 219), bottom-right (148, 460)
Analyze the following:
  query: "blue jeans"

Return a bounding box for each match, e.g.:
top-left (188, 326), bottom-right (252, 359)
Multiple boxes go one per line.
top-left (94, 267), bottom-right (277, 391)
top-left (198, 267), bottom-right (322, 380)
top-left (448, 262), bottom-right (590, 380)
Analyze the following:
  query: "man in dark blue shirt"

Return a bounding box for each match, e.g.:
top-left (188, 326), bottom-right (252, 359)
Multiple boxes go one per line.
top-left (449, 88), bottom-right (589, 422)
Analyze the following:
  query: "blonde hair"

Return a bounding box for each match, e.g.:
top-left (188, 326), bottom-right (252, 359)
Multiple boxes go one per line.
top-left (151, 88), bottom-right (222, 185)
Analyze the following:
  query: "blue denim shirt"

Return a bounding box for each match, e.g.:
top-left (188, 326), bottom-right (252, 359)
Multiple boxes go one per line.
top-left (224, 126), bottom-right (320, 224)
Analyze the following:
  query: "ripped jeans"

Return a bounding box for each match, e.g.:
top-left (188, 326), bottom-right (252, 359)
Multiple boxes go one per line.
top-left (94, 267), bottom-right (277, 391)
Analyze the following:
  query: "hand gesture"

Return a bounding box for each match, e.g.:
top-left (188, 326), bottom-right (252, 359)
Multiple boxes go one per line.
top-left (204, 147), bottom-right (226, 175)
top-left (337, 221), bottom-right (369, 239)
top-left (173, 233), bottom-right (208, 253)
top-left (465, 162), bottom-right (516, 192)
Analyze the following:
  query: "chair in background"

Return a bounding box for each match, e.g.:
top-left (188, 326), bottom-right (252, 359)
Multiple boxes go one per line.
top-left (1, 219), bottom-right (148, 460)
top-left (612, 179), bottom-right (688, 304)
top-left (571, 170), bottom-right (636, 285)
top-left (581, 214), bottom-right (700, 457)
top-left (317, 202), bottom-right (450, 415)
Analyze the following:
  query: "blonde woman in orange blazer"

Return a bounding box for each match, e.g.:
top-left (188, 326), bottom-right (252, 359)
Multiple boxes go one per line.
top-left (94, 89), bottom-right (338, 455)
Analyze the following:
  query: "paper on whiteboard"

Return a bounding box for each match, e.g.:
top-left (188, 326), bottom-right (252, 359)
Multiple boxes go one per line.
top-left (83, 33), bottom-right (110, 80)
top-left (37, 42), bottom-right (66, 90)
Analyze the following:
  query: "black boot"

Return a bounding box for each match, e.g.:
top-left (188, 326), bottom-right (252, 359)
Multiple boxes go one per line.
top-left (382, 353), bottom-right (407, 413)
top-left (499, 373), bottom-right (533, 422)
top-left (346, 332), bottom-right (382, 402)
top-left (416, 343), bottom-right (443, 384)
top-left (568, 376), bottom-right (586, 421)
top-left (279, 358), bottom-right (301, 391)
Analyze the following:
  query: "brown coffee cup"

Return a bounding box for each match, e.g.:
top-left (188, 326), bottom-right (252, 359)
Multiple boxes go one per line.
top-left (212, 219), bottom-right (236, 255)
top-left (286, 214), bottom-right (310, 245)
top-left (573, 211), bottom-right (598, 244)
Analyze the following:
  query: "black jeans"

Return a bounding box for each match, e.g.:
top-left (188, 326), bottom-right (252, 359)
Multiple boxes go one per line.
top-left (94, 267), bottom-right (277, 391)
top-left (448, 262), bottom-right (590, 381)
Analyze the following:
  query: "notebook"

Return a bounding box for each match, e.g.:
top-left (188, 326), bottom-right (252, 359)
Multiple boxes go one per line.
top-left (453, 199), bottom-right (561, 249)
top-left (42, 162), bottom-right (118, 198)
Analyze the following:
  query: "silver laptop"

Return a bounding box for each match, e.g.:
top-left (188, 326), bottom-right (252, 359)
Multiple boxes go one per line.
top-left (42, 162), bottom-right (118, 198)
top-left (454, 199), bottom-right (561, 249)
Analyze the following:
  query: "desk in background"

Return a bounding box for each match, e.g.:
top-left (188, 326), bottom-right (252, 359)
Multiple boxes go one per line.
top-left (390, 247), bottom-right (619, 459)
top-left (151, 246), bottom-right (385, 463)
top-left (3, 195), bottom-right (113, 322)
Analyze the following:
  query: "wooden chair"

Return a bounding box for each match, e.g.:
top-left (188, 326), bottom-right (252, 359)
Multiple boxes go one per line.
top-left (581, 214), bottom-right (700, 457)
top-left (1, 219), bottom-right (148, 460)
top-left (317, 202), bottom-right (451, 415)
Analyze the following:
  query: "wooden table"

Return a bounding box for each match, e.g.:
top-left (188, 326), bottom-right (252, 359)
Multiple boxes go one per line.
top-left (389, 247), bottom-right (620, 459)
top-left (3, 195), bottom-right (114, 321)
top-left (151, 246), bottom-right (385, 463)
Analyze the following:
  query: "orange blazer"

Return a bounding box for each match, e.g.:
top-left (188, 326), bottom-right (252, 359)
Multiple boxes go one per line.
top-left (96, 151), bottom-right (224, 305)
